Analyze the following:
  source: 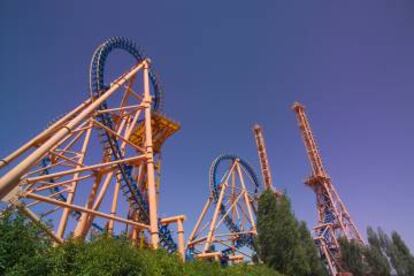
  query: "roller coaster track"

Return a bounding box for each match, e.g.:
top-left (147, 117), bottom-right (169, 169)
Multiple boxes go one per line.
top-left (208, 154), bottom-right (260, 256)
top-left (89, 37), bottom-right (176, 253)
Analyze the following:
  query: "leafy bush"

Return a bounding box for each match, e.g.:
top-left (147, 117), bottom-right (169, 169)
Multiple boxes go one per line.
top-left (0, 210), bottom-right (281, 275)
top-left (0, 211), bottom-right (51, 275)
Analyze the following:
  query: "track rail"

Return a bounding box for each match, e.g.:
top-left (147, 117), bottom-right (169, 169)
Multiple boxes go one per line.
top-left (209, 154), bottom-right (260, 255)
top-left (89, 37), bottom-right (176, 253)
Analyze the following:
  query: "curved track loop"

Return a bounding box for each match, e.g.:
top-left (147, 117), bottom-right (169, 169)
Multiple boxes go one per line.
top-left (89, 36), bottom-right (162, 111)
top-left (89, 37), bottom-right (176, 253)
top-left (209, 154), bottom-right (260, 255)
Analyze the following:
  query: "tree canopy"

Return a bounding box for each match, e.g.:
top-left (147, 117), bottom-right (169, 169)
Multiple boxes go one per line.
top-left (255, 190), bottom-right (326, 275)
top-left (0, 210), bottom-right (280, 276)
top-left (1, 196), bottom-right (412, 276)
top-left (339, 227), bottom-right (414, 276)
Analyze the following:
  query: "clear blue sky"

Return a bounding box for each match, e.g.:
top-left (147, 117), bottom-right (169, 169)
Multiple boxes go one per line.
top-left (1, 1), bottom-right (413, 249)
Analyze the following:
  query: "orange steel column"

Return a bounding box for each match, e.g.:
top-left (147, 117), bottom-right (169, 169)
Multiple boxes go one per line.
top-left (236, 163), bottom-right (257, 233)
top-left (56, 123), bottom-right (93, 239)
top-left (161, 215), bottom-right (186, 260)
top-left (143, 61), bottom-right (159, 248)
top-left (292, 102), bottom-right (363, 275)
top-left (252, 124), bottom-right (282, 197)
top-left (187, 197), bottom-right (212, 243)
top-left (176, 218), bottom-right (185, 260)
top-left (73, 174), bottom-right (103, 237)
top-left (291, 103), bottom-right (326, 178)
top-left (203, 182), bottom-right (227, 252)
top-left (252, 124), bottom-right (273, 190)
top-left (108, 178), bottom-right (121, 234)
top-left (76, 114), bottom-right (133, 236)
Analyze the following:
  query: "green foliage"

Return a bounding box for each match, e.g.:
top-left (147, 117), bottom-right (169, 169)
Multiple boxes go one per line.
top-left (0, 210), bottom-right (281, 275)
top-left (49, 239), bottom-right (85, 275)
top-left (3, 202), bottom-right (412, 276)
top-left (376, 228), bottom-right (414, 276)
top-left (255, 190), bottom-right (280, 267)
top-left (338, 237), bottom-right (367, 276)
top-left (339, 227), bottom-right (414, 276)
top-left (0, 210), bottom-right (51, 275)
top-left (364, 246), bottom-right (391, 276)
top-left (221, 263), bottom-right (281, 276)
top-left (364, 227), bottom-right (391, 275)
top-left (390, 232), bottom-right (414, 275)
top-left (298, 221), bottom-right (327, 276)
top-left (47, 235), bottom-right (186, 275)
top-left (183, 260), bottom-right (280, 276)
top-left (184, 259), bottom-right (223, 276)
top-left (256, 191), bottom-right (325, 275)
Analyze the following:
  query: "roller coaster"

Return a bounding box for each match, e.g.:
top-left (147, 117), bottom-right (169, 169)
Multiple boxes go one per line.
top-left (186, 154), bottom-right (261, 263)
top-left (0, 37), bottom-right (184, 257)
top-left (0, 37), bottom-right (363, 275)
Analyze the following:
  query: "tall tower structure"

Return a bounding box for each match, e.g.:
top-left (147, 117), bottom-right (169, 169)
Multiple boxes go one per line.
top-left (252, 124), bottom-right (281, 196)
top-left (292, 102), bottom-right (363, 275)
top-left (0, 37), bottom-right (185, 258)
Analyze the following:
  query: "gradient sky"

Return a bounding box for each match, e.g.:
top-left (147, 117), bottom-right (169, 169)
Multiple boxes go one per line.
top-left (1, 1), bottom-right (413, 250)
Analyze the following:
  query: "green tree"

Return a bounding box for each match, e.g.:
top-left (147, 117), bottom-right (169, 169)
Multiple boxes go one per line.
top-left (0, 209), bottom-right (281, 275)
top-left (298, 221), bottom-right (327, 276)
top-left (256, 190), bottom-right (315, 275)
top-left (339, 227), bottom-right (414, 276)
top-left (389, 231), bottom-right (414, 275)
top-left (55, 235), bottom-right (184, 275)
top-left (338, 237), bottom-right (367, 276)
top-left (48, 239), bottom-right (87, 275)
top-left (364, 246), bottom-right (391, 276)
top-left (364, 227), bottom-right (391, 275)
top-left (0, 210), bottom-right (51, 275)
top-left (222, 263), bottom-right (281, 276)
top-left (377, 228), bottom-right (414, 275)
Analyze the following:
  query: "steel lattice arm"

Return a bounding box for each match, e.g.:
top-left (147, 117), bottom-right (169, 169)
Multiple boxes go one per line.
top-left (292, 101), bottom-right (363, 275)
top-left (292, 102), bottom-right (327, 178)
top-left (252, 124), bottom-right (282, 197)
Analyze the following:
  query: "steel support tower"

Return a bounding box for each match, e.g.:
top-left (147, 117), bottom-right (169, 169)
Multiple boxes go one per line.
top-left (0, 37), bottom-right (185, 259)
top-left (292, 102), bottom-right (363, 275)
top-left (187, 154), bottom-right (260, 263)
top-left (252, 124), bottom-right (282, 197)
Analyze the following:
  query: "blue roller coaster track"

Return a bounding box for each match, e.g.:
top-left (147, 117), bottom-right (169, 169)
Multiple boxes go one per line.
top-left (89, 36), bottom-right (162, 110)
top-left (89, 37), bottom-right (176, 253)
top-left (39, 37), bottom-right (176, 252)
top-left (209, 154), bottom-right (260, 256)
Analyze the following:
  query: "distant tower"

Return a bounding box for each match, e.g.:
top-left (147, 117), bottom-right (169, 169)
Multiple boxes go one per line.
top-left (252, 124), bottom-right (281, 196)
top-left (292, 102), bottom-right (363, 275)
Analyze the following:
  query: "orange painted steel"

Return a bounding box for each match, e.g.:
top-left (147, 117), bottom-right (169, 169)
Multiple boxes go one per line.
top-left (187, 157), bottom-right (259, 263)
top-left (292, 102), bottom-right (363, 275)
top-left (252, 124), bottom-right (282, 197)
top-left (0, 43), bottom-right (185, 258)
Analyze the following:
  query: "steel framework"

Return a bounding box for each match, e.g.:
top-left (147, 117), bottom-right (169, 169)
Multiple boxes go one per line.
top-left (252, 124), bottom-right (282, 197)
top-left (0, 37), bottom-right (185, 258)
top-left (292, 102), bottom-right (363, 275)
top-left (186, 154), bottom-right (261, 263)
